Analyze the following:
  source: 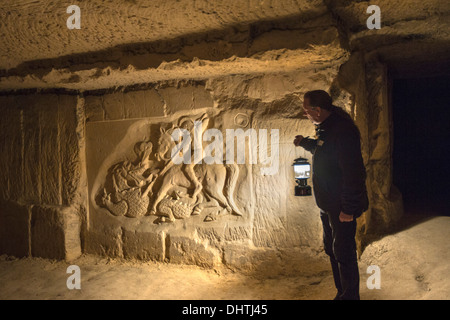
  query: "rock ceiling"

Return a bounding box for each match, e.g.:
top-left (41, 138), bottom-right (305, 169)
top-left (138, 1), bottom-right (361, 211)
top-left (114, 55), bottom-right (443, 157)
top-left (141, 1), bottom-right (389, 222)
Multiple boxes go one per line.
top-left (0, 0), bottom-right (448, 90)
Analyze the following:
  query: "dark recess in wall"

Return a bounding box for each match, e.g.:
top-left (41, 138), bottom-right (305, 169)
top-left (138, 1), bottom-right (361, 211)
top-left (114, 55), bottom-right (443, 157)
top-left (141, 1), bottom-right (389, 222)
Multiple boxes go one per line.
top-left (392, 75), bottom-right (450, 216)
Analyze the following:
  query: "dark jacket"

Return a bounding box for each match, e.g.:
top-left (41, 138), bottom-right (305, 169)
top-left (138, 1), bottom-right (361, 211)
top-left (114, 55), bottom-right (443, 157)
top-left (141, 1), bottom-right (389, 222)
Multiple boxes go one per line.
top-left (299, 111), bottom-right (369, 217)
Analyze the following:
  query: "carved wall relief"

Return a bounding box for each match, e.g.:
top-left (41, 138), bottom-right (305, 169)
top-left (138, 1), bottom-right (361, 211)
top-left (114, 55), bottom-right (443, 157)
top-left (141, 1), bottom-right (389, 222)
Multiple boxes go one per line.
top-left (98, 140), bottom-right (157, 218)
top-left (92, 111), bottom-right (250, 225)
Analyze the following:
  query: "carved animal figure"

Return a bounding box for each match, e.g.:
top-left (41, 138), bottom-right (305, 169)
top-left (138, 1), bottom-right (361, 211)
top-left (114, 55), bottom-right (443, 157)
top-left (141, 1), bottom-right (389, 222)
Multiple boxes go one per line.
top-left (99, 139), bottom-right (157, 218)
top-left (151, 114), bottom-right (243, 218)
top-left (157, 191), bottom-right (200, 222)
top-left (101, 187), bottom-right (150, 218)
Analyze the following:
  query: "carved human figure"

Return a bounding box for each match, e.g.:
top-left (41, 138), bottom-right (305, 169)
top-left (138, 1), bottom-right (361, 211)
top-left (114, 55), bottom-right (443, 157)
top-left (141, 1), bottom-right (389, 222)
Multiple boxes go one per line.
top-left (150, 113), bottom-right (243, 219)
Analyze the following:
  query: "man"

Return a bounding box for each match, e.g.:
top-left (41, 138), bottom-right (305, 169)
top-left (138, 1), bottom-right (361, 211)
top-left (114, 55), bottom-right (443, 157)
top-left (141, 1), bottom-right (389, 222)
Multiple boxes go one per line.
top-left (293, 90), bottom-right (369, 300)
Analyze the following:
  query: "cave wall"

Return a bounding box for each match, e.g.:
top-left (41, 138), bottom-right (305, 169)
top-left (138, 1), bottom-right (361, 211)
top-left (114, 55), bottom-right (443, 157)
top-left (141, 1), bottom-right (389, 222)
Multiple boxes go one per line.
top-left (81, 69), bottom-right (343, 269)
top-left (336, 53), bottom-right (404, 250)
top-left (0, 64), bottom-right (351, 268)
top-left (0, 52), bottom-right (405, 268)
top-left (1, 0), bottom-right (447, 267)
top-left (0, 93), bottom-right (84, 260)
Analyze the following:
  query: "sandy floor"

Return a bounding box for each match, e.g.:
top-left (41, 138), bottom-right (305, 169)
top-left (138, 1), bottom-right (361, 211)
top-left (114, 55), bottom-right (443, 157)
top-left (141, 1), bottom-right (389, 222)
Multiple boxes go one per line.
top-left (0, 253), bottom-right (336, 300)
top-left (0, 215), bottom-right (448, 300)
top-left (360, 215), bottom-right (450, 300)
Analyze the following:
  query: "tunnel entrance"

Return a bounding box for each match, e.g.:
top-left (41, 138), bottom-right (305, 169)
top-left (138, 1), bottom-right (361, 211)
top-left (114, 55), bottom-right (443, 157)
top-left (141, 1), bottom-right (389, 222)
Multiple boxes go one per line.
top-left (392, 75), bottom-right (450, 216)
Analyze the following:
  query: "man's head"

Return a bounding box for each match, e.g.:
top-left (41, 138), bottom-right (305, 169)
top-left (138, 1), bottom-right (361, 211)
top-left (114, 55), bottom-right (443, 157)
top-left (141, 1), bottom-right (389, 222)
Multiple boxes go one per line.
top-left (302, 90), bottom-right (333, 124)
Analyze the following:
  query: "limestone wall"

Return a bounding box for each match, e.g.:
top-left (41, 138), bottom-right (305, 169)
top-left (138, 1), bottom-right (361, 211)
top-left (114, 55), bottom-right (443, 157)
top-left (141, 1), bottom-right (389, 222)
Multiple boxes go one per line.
top-left (0, 56), bottom-right (407, 268)
top-left (336, 53), bottom-right (404, 251)
top-left (81, 70), bottom-right (341, 269)
top-left (0, 64), bottom-right (348, 268)
top-left (3, 0), bottom-right (446, 267)
top-left (0, 93), bottom-right (83, 260)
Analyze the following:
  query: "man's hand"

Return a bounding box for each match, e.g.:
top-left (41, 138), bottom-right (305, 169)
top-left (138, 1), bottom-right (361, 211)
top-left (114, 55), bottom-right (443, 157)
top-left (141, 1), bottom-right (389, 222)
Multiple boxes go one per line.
top-left (339, 211), bottom-right (353, 222)
top-left (293, 135), bottom-right (304, 146)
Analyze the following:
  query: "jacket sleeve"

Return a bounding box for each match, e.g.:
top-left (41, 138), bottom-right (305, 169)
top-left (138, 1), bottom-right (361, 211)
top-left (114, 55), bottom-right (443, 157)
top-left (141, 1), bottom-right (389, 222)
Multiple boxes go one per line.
top-left (298, 137), bottom-right (318, 154)
top-left (336, 123), bottom-right (369, 217)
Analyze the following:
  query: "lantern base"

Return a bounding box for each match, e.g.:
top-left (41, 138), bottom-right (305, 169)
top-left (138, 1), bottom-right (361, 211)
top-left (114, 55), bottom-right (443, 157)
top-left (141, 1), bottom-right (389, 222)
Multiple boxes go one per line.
top-left (295, 183), bottom-right (312, 196)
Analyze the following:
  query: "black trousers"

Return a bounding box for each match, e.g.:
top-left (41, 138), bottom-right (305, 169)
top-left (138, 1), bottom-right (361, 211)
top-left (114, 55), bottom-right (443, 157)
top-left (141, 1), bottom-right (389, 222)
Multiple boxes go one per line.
top-left (320, 210), bottom-right (360, 300)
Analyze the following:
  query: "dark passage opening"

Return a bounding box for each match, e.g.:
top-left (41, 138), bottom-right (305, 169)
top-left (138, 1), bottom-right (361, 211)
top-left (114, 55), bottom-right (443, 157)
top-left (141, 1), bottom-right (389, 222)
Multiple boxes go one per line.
top-left (392, 76), bottom-right (450, 216)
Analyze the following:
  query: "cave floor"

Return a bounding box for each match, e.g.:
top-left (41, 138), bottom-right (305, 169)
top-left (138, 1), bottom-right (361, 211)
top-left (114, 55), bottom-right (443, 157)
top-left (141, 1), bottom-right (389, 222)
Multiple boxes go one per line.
top-left (0, 215), bottom-right (449, 300)
top-left (0, 253), bottom-right (336, 300)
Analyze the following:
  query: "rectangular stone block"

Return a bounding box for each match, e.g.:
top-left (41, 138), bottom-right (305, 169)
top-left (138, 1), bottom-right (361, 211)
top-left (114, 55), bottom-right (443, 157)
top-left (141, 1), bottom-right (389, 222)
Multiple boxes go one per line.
top-left (31, 205), bottom-right (81, 261)
top-left (0, 200), bottom-right (31, 257)
top-left (21, 95), bottom-right (41, 203)
top-left (122, 229), bottom-right (164, 261)
top-left (39, 94), bottom-right (61, 205)
top-left (0, 97), bottom-right (10, 200)
top-left (58, 95), bottom-right (80, 206)
top-left (65, 207), bottom-right (82, 261)
top-left (123, 89), bottom-right (165, 119)
top-left (0, 96), bottom-right (22, 201)
top-left (84, 95), bottom-right (104, 122)
top-left (83, 225), bottom-right (123, 258)
top-left (192, 85), bottom-right (214, 109)
top-left (159, 84), bottom-right (213, 115)
top-left (103, 92), bottom-right (124, 120)
top-left (167, 234), bottom-right (219, 268)
top-left (31, 205), bottom-right (64, 259)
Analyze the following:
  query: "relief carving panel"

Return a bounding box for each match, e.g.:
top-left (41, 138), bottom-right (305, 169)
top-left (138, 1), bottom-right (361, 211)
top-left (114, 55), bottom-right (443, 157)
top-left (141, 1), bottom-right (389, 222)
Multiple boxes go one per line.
top-left (86, 108), bottom-right (254, 234)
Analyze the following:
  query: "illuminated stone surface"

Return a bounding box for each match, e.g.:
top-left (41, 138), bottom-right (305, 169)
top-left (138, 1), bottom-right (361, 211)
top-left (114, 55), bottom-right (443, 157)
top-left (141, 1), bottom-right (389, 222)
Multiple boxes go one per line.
top-left (0, 0), bottom-right (448, 268)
